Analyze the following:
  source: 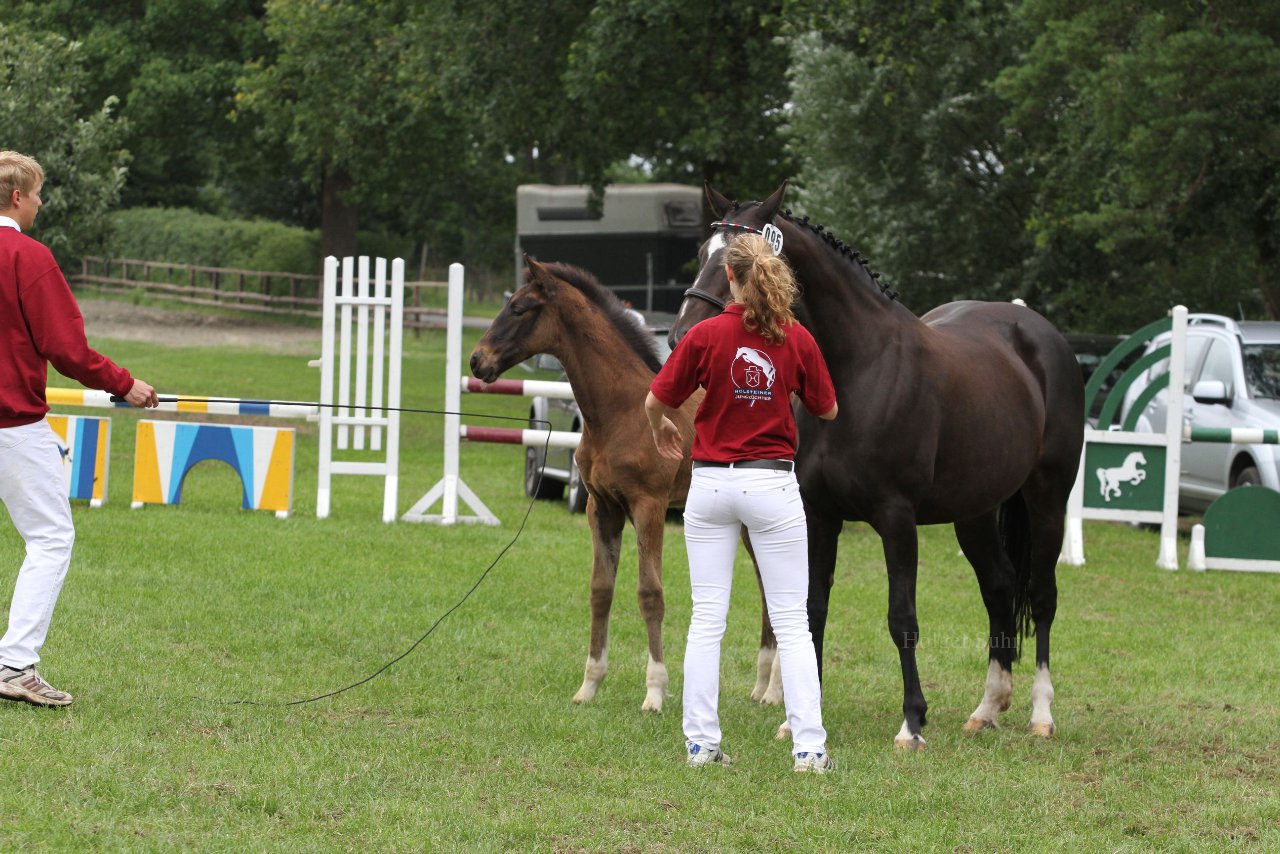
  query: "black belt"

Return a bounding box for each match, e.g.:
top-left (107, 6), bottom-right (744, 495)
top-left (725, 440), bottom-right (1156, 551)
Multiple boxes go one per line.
top-left (693, 459), bottom-right (794, 472)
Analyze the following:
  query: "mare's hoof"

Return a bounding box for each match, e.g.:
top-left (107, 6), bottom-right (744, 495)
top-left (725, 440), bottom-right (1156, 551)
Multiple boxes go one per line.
top-left (963, 716), bottom-right (998, 733)
top-left (760, 688), bottom-right (783, 706)
top-left (641, 696), bottom-right (663, 714)
top-left (894, 735), bottom-right (927, 752)
top-left (775, 720), bottom-right (791, 741)
top-left (1027, 721), bottom-right (1056, 738)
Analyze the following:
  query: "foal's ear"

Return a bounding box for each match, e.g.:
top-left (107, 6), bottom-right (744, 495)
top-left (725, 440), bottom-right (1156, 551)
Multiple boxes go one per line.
top-left (524, 255), bottom-right (557, 295)
top-left (758, 181), bottom-right (788, 221)
top-left (705, 183), bottom-right (733, 218)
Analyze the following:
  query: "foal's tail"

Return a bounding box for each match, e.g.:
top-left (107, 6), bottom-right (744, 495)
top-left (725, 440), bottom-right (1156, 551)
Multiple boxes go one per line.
top-left (999, 491), bottom-right (1033, 662)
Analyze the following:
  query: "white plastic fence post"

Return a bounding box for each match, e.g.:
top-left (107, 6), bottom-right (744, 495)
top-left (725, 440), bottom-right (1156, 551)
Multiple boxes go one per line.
top-left (371, 257), bottom-right (387, 451)
top-left (1156, 305), bottom-right (1188, 570)
top-left (316, 256), bottom-right (338, 519)
top-left (354, 255), bottom-right (370, 450)
top-left (337, 257), bottom-right (354, 451)
top-left (400, 262), bottom-right (498, 525)
top-left (382, 259), bottom-right (403, 522)
top-left (316, 255), bottom-right (403, 522)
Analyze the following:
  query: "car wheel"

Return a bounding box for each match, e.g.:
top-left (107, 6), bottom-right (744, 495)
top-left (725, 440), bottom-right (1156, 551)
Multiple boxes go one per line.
top-left (566, 455), bottom-right (589, 514)
top-left (1231, 465), bottom-right (1261, 490)
top-left (525, 445), bottom-right (563, 500)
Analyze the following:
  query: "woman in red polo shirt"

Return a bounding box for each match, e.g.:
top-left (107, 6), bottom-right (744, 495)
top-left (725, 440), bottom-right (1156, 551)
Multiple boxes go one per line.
top-left (645, 232), bottom-right (838, 773)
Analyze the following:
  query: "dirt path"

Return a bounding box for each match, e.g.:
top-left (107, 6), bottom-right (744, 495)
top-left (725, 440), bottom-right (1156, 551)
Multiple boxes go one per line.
top-left (80, 297), bottom-right (489, 354)
top-left (80, 298), bottom-right (323, 355)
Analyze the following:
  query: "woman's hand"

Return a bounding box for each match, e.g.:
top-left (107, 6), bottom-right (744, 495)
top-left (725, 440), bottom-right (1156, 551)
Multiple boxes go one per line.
top-left (651, 415), bottom-right (685, 461)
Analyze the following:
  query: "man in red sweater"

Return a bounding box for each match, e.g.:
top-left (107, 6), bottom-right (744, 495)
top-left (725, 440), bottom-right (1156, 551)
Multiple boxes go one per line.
top-left (0, 150), bottom-right (158, 707)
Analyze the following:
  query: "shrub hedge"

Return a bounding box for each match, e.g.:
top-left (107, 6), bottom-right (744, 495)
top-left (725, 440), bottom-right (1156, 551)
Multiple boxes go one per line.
top-left (107, 208), bottom-right (416, 276)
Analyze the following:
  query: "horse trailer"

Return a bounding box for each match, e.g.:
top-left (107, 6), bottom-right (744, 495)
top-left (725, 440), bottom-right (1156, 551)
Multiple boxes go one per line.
top-left (515, 183), bottom-right (703, 312)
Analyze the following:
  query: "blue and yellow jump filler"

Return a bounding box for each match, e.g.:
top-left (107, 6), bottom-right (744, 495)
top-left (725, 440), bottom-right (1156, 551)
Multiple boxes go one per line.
top-left (47, 414), bottom-right (112, 507)
top-left (132, 420), bottom-right (295, 518)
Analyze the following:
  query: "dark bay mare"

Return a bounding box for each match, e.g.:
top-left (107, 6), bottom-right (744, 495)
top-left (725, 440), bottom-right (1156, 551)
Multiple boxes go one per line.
top-left (673, 184), bottom-right (1084, 748)
top-left (470, 258), bottom-right (783, 712)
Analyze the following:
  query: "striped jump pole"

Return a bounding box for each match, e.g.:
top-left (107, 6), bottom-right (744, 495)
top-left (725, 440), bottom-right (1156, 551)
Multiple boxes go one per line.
top-left (460, 425), bottom-right (581, 449)
top-left (47, 387), bottom-right (319, 420)
top-left (1183, 426), bottom-right (1280, 445)
top-left (461, 376), bottom-right (574, 401)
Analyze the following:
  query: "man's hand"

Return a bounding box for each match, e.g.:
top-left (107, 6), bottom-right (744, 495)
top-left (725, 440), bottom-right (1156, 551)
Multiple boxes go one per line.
top-left (124, 379), bottom-right (159, 408)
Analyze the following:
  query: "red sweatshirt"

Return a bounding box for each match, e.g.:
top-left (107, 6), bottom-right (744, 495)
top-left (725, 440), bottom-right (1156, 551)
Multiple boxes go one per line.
top-left (1, 226), bottom-right (132, 427)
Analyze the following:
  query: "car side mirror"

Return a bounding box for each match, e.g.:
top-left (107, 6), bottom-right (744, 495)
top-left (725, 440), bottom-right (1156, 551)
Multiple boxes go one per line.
top-left (1191, 379), bottom-right (1230, 404)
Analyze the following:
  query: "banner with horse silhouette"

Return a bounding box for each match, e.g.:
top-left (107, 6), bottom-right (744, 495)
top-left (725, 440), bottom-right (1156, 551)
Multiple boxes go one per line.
top-left (1063, 306), bottom-right (1188, 570)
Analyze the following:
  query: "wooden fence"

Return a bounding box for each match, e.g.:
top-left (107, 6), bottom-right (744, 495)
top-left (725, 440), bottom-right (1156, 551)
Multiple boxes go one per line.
top-left (73, 256), bottom-right (451, 330)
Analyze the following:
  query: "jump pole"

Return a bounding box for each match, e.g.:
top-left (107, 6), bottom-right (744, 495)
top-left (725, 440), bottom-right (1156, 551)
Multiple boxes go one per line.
top-left (461, 377), bottom-right (574, 400)
top-left (459, 425), bottom-right (580, 448)
top-left (46, 387), bottom-right (319, 420)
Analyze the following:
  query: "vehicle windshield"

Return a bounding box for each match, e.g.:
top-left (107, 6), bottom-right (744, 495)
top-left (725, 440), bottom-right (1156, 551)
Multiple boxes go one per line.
top-left (1243, 343), bottom-right (1280, 399)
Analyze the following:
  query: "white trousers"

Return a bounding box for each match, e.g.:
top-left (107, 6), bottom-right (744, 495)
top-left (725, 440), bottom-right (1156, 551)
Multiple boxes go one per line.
top-left (682, 466), bottom-right (827, 755)
top-left (0, 419), bottom-right (74, 668)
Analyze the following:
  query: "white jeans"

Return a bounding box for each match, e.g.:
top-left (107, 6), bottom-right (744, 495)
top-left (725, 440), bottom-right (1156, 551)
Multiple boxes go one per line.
top-left (0, 419), bottom-right (75, 668)
top-left (682, 466), bottom-right (827, 755)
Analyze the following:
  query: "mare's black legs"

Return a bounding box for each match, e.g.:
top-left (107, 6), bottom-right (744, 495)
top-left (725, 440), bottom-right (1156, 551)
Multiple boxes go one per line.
top-left (1024, 484), bottom-right (1066, 736)
top-left (805, 512), bottom-right (844, 682)
top-left (877, 509), bottom-right (928, 750)
top-left (954, 511), bottom-right (1017, 731)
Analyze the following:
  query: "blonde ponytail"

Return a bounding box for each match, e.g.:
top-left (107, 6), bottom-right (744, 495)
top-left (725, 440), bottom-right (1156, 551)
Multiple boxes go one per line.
top-left (724, 233), bottom-right (796, 344)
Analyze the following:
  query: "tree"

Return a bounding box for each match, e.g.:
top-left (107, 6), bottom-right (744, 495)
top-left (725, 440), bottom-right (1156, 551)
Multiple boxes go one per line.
top-left (562, 0), bottom-right (795, 194)
top-left (235, 1), bottom-right (400, 258)
top-left (10, 0), bottom-right (271, 212)
top-left (402, 0), bottom-right (595, 185)
top-left (785, 0), bottom-right (1034, 315)
top-left (997, 1), bottom-right (1280, 326)
top-left (0, 23), bottom-right (128, 263)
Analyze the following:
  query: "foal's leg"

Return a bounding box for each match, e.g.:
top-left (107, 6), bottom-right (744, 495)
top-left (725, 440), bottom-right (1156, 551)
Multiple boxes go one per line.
top-left (632, 494), bottom-right (670, 713)
top-left (742, 531), bottom-right (782, 705)
top-left (876, 508), bottom-right (928, 751)
top-left (574, 493), bottom-right (626, 706)
top-left (953, 513), bottom-right (1016, 733)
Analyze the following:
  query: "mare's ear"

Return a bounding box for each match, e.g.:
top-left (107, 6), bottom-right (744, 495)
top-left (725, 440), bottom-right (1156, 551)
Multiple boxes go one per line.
top-left (705, 183), bottom-right (733, 218)
top-left (523, 255), bottom-right (557, 295)
top-left (758, 181), bottom-right (788, 221)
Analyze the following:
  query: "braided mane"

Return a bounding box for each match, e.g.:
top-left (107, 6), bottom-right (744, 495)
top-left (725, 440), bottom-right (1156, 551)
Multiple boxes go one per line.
top-left (723, 198), bottom-right (898, 302)
top-left (780, 208), bottom-right (899, 302)
top-left (534, 261), bottom-right (664, 372)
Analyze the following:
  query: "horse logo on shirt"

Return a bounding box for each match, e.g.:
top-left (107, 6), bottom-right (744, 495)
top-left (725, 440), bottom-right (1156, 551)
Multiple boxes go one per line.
top-left (731, 347), bottom-right (776, 405)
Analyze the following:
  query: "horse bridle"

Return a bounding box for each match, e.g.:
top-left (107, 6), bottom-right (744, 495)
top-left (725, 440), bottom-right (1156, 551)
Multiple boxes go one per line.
top-left (680, 219), bottom-right (767, 311)
top-left (681, 285), bottom-right (727, 310)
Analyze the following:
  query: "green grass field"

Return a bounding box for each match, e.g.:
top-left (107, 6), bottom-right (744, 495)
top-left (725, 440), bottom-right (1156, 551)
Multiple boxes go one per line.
top-left (0, 303), bottom-right (1276, 851)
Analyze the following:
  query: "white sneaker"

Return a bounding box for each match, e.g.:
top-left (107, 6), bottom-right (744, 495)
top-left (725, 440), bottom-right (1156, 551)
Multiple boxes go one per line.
top-left (793, 751), bottom-right (834, 774)
top-left (0, 664), bottom-right (73, 707)
top-left (686, 742), bottom-right (730, 768)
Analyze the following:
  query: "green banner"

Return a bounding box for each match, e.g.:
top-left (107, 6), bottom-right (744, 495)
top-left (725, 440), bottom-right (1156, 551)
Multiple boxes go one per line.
top-left (1203, 487), bottom-right (1280, 561)
top-left (1083, 443), bottom-right (1166, 511)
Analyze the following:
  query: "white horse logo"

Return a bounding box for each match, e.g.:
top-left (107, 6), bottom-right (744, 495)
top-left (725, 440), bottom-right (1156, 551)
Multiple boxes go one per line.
top-left (1097, 451), bottom-right (1147, 502)
top-left (732, 347), bottom-right (776, 388)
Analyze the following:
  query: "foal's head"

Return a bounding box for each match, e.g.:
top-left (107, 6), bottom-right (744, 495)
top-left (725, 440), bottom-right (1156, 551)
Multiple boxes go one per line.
top-left (469, 257), bottom-right (661, 383)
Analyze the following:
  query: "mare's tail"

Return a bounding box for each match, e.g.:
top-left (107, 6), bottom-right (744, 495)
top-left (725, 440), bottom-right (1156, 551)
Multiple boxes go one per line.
top-left (999, 491), bottom-right (1033, 662)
